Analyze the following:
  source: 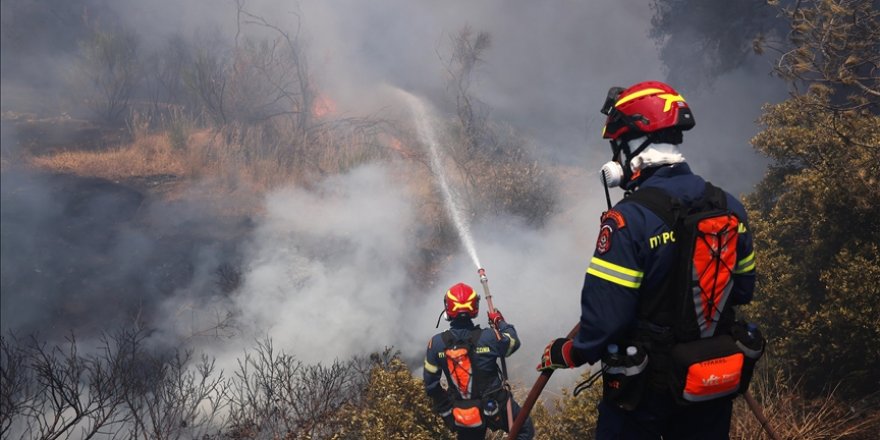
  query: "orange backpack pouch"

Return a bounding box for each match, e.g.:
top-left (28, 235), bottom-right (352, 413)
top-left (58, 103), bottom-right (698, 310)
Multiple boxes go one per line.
top-left (452, 403), bottom-right (483, 428)
top-left (683, 352), bottom-right (743, 401)
top-left (670, 335), bottom-right (744, 404)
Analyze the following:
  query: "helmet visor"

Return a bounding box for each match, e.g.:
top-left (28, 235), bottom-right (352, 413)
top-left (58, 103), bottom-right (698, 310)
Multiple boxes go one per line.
top-left (600, 87), bottom-right (625, 115)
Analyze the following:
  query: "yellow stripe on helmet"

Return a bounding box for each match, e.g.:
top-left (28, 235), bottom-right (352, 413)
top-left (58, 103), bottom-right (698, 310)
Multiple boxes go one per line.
top-left (451, 302), bottom-right (474, 311)
top-left (615, 88), bottom-right (686, 113)
top-left (446, 290), bottom-right (477, 301)
top-left (615, 88), bottom-right (665, 107)
top-left (658, 93), bottom-right (686, 112)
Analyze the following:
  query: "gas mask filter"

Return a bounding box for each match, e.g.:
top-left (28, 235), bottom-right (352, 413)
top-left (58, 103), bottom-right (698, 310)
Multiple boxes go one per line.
top-left (599, 161), bottom-right (624, 188)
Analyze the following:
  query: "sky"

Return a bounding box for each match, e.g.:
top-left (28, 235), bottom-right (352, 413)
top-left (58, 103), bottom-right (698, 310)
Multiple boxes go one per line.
top-left (1, 0), bottom-right (789, 391)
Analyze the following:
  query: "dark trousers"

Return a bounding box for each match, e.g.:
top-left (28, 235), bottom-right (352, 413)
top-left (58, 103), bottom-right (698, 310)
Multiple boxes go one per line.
top-left (596, 390), bottom-right (733, 440)
top-left (456, 398), bottom-right (535, 440)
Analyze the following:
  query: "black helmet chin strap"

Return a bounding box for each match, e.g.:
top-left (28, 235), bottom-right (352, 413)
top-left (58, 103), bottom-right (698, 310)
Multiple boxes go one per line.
top-left (610, 134), bottom-right (655, 189)
top-left (630, 135), bottom-right (655, 159)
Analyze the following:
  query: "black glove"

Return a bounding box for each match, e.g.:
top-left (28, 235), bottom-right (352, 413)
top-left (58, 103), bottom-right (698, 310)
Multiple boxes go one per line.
top-left (434, 396), bottom-right (454, 430)
top-left (442, 413), bottom-right (456, 430)
top-left (429, 386), bottom-right (453, 418)
top-left (537, 338), bottom-right (578, 371)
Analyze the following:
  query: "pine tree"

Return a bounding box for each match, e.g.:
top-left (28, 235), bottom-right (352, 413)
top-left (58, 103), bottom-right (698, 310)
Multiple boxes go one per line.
top-left (744, 0), bottom-right (880, 397)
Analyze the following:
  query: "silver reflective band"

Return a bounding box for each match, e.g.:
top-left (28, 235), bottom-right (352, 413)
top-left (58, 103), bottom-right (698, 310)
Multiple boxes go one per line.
top-left (604, 354), bottom-right (649, 376)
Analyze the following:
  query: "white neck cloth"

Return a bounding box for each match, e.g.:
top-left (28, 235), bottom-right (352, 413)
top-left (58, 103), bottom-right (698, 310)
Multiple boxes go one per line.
top-left (627, 136), bottom-right (686, 171)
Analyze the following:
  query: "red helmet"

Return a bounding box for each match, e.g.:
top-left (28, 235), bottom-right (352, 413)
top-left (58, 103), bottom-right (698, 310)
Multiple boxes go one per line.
top-left (444, 282), bottom-right (480, 320)
top-left (600, 81), bottom-right (695, 141)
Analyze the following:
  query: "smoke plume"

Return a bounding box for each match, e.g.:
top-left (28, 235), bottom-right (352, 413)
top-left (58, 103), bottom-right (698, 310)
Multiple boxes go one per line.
top-left (2, 0), bottom-right (788, 391)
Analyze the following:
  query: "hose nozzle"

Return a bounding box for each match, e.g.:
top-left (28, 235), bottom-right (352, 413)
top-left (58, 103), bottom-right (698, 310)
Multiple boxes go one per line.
top-left (478, 268), bottom-right (488, 283)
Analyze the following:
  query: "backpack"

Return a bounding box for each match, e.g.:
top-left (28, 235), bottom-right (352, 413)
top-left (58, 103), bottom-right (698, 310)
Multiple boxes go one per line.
top-left (620, 182), bottom-right (764, 405)
top-left (624, 182), bottom-right (739, 340)
top-left (440, 328), bottom-right (498, 428)
top-left (441, 328), bottom-right (483, 400)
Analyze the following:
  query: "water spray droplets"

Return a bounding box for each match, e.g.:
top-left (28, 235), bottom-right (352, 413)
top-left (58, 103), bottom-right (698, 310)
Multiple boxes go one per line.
top-left (402, 92), bottom-right (482, 269)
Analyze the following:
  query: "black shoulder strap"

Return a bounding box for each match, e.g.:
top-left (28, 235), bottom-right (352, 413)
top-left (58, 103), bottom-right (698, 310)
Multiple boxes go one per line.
top-left (441, 328), bottom-right (483, 349)
top-left (701, 182), bottom-right (728, 211)
top-left (621, 186), bottom-right (681, 227)
top-left (623, 182), bottom-right (727, 224)
top-left (469, 328), bottom-right (483, 345)
top-left (440, 330), bottom-right (454, 348)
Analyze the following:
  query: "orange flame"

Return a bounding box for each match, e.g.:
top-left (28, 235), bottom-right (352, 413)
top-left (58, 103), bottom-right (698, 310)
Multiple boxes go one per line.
top-left (385, 135), bottom-right (416, 159)
top-left (312, 94), bottom-right (336, 118)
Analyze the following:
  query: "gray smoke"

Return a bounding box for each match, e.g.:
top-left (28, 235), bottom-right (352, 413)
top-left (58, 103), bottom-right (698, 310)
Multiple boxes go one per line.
top-left (2, 0), bottom-right (787, 390)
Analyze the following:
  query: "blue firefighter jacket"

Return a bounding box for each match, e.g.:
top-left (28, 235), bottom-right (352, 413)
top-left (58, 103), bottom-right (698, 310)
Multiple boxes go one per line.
top-left (572, 162), bottom-right (756, 364)
top-left (424, 318), bottom-right (521, 398)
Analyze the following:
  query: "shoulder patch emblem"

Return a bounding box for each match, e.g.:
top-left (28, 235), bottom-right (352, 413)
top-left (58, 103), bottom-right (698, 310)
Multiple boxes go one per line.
top-left (601, 209), bottom-right (626, 229)
top-left (597, 224), bottom-right (613, 254)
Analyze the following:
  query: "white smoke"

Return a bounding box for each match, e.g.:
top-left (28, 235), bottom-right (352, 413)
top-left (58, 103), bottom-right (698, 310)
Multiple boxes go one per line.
top-left (2, 0), bottom-right (788, 394)
top-left (229, 166), bottom-right (600, 389)
top-left (211, 164), bottom-right (421, 364)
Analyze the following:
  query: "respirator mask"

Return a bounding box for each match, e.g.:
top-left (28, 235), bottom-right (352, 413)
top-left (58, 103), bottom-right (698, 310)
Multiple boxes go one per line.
top-left (599, 136), bottom-right (652, 190)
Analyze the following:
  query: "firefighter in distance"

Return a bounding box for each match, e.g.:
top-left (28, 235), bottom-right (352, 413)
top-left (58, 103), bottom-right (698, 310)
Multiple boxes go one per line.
top-left (425, 282), bottom-right (534, 439)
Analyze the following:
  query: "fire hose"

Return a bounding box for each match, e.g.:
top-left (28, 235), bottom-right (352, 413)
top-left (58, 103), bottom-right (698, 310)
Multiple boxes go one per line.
top-left (506, 323), bottom-right (781, 440)
top-left (506, 323), bottom-right (579, 439)
top-left (477, 268), bottom-right (516, 432)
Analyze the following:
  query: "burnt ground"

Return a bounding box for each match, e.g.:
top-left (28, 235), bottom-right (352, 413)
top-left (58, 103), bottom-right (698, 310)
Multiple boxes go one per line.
top-left (0, 168), bottom-right (252, 338)
top-left (1, 113), bottom-right (128, 156)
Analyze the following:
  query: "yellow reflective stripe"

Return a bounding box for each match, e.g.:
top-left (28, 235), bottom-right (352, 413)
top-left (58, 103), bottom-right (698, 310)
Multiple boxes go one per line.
top-left (424, 358), bottom-right (439, 374)
top-left (587, 257), bottom-right (643, 289)
top-left (734, 262), bottom-right (755, 274)
top-left (503, 332), bottom-right (517, 356)
top-left (615, 88), bottom-right (665, 107)
top-left (734, 251), bottom-right (755, 274)
top-left (737, 223), bottom-right (748, 233)
top-left (590, 257), bottom-right (643, 277)
top-left (587, 268), bottom-right (641, 288)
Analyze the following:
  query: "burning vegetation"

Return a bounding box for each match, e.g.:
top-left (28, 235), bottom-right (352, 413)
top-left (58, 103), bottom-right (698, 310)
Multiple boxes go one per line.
top-left (1, 0), bottom-right (878, 439)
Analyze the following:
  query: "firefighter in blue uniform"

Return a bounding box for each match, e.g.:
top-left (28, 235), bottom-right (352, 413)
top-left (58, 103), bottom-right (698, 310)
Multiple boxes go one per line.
top-left (538, 81), bottom-right (757, 439)
top-left (425, 282), bottom-right (534, 440)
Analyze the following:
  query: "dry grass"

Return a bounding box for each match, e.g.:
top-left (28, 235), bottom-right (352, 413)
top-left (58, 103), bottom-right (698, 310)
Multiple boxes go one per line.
top-left (30, 132), bottom-right (187, 180)
top-left (732, 367), bottom-right (880, 440)
top-left (28, 110), bottom-right (390, 197)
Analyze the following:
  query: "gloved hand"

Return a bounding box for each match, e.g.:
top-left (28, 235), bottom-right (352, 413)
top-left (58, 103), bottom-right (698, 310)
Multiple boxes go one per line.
top-left (442, 413), bottom-right (456, 430)
top-left (429, 386), bottom-right (453, 418)
top-left (537, 338), bottom-right (577, 371)
top-left (488, 309), bottom-right (505, 328)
